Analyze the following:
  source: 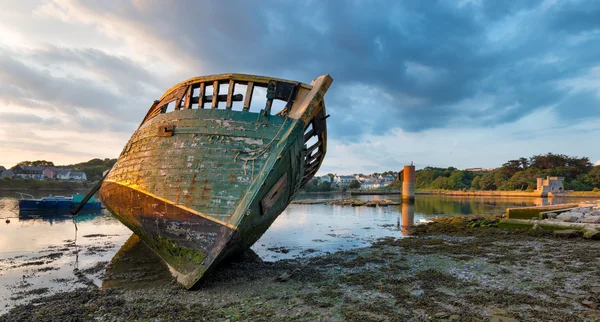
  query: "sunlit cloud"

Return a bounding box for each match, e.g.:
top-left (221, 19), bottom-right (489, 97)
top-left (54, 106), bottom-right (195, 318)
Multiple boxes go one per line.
top-left (0, 0), bottom-right (598, 172)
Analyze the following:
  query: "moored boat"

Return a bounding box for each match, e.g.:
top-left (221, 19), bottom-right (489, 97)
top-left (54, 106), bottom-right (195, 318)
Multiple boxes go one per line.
top-left (18, 193), bottom-right (103, 212)
top-left (99, 73), bottom-right (333, 288)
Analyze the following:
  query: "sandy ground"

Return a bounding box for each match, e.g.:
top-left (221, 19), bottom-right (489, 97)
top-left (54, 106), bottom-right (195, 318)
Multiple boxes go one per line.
top-left (2, 217), bottom-right (600, 321)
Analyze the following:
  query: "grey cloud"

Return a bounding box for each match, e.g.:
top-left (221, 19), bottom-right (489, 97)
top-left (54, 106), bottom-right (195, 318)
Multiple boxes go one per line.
top-left (8, 0), bottom-right (600, 142)
top-left (63, 0), bottom-right (600, 140)
top-left (29, 46), bottom-right (161, 96)
top-left (0, 47), bottom-right (159, 127)
top-left (0, 112), bottom-right (64, 126)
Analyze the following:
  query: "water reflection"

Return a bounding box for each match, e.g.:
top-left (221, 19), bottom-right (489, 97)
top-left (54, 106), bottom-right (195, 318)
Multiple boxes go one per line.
top-left (102, 234), bottom-right (173, 290)
top-left (17, 209), bottom-right (102, 224)
top-left (400, 202), bottom-right (415, 236)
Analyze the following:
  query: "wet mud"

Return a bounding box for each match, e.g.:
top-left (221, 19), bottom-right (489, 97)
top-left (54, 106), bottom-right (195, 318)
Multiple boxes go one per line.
top-left (2, 216), bottom-right (600, 321)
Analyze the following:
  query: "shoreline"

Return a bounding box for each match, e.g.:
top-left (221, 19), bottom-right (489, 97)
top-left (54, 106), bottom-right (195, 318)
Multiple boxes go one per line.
top-left (350, 190), bottom-right (600, 198)
top-left (3, 217), bottom-right (599, 321)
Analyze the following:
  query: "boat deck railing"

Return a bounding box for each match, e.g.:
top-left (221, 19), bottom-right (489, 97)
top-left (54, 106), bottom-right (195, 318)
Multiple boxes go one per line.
top-left (142, 74), bottom-right (313, 124)
top-left (16, 192), bottom-right (35, 200)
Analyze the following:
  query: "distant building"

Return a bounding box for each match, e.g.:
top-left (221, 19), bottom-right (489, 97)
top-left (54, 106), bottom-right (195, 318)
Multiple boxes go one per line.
top-left (1, 169), bottom-right (14, 178)
top-left (361, 181), bottom-right (381, 189)
top-left (12, 165), bottom-right (44, 180)
top-left (69, 172), bottom-right (87, 181)
top-left (334, 175), bottom-right (355, 187)
top-left (42, 167), bottom-right (64, 179)
top-left (320, 175), bottom-right (331, 183)
top-left (379, 175), bottom-right (395, 182)
top-left (536, 176), bottom-right (564, 193)
top-left (56, 170), bottom-right (71, 180)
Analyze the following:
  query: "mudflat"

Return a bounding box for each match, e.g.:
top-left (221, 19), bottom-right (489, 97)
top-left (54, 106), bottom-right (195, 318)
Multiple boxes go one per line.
top-left (2, 217), bottom-right (599, 321)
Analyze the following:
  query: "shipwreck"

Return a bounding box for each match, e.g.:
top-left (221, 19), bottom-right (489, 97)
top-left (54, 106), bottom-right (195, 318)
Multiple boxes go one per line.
top-left (99, 73), bottom-right (333, 288)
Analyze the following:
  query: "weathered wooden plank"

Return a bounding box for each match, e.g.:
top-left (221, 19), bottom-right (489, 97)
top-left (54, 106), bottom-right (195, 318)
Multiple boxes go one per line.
top-left (243, 82), bottom-right (254, 111)
top-left (306, 141), bottom-right (322, 155)
top-left (226, 79), bottom-right (235, 109)
top-left (212, 80), bottom-right (220, 109)
top-left (184, 85), bottom-right (192, 109)
top-left (198, 83), bottom-right (205, 109)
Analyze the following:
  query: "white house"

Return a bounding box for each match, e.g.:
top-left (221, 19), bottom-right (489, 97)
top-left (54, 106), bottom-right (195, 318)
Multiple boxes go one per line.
top-left (56, 170), bottom-right (71, 180)
top-left (334, 175), bottom-right (355, 187)
top-left (69, 172), bottom-right (87, 181)
top-left (361, 180), bottom-right (381, 189)
top-left (379, 175), bottom-right (396, 182)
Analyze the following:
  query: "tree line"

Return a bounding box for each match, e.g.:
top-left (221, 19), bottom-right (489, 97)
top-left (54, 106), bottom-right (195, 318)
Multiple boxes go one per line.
top-left (11, 158), bottom-right (117, 182)
top-left (414, 153), bottom-right (600, 191)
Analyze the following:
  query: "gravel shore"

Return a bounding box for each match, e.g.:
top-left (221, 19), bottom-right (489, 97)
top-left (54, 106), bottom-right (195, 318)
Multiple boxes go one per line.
top-left (2, 217), bottom-right (600, 321)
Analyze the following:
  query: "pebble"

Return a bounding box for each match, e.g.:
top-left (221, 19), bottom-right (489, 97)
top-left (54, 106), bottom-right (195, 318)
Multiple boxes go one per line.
top-left (276, 272), bottom-right (291, 282)
top-left (582, 300), bottom-right (597, 309)
top-left (584, 228), bottom-right (600, 240)
top-left (490, 316), bottom-right (519, 322)
top-left (580, 216), bottom-right (600, 224)
top-left (553, 229), bottom-right (582, 238)
top-left (433, 312), bottom-right (450, 318)
top-left (531, 223), bottom-right (544, 233)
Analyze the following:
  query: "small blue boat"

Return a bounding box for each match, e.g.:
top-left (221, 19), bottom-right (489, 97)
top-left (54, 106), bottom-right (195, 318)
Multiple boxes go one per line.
top-left (18, 193), bottom-right (103, 212)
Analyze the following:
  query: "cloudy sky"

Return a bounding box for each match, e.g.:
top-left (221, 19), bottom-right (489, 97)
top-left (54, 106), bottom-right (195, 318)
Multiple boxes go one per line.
top-left (1, 0), bottom-right (599, 174)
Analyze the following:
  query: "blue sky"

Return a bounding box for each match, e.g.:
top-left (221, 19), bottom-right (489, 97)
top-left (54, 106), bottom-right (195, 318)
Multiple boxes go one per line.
top-left (0, 0), bottom-right (599, 174)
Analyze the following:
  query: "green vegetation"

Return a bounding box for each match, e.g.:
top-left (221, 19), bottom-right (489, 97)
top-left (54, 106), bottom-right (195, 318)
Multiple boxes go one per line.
top-left (408, 153), bottom-right (599, 191)
top-left (155, 235), bottom-right (206, 273)
top-left (64, 158), bottom-right (117, 181)
top-left (15, 160), bottom-right (55, 167)
top-left (0, 177), bottom-right (93, 190)
top-left (8, 158), bottom-right (117, 182)
top-left (348, 180), bottom-right (361, 189)
top-left (303, 179), bottom-right (333, 192)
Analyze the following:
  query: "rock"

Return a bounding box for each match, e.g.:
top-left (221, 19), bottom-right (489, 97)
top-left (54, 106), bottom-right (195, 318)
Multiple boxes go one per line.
top-left (591, 286), bottom-right (600, 293)
top-left (582, 300), bottom-right (597, 309)
top-left (546, 212), bottom-right (558, 219)
top-left (557, 212), bottom-right (581, 222)
top-left (580, 216), bottom-right (600, 223)
top-left (591, 210), bottom-right (600, 216)
top-left (490, 316), bottom-right (519, 322)
top-left (531, 223), bottom-right (544, 233)
top-left (583, 228), bottom-right (600, 240)
top-left (433, 312), bottom-right (450, 318)
top-left (351, 311), bottom-right (390, 322)
top-left (553, 229), bottom-right (583, 238)
top-left (276, 272), bottom-right (291, 282)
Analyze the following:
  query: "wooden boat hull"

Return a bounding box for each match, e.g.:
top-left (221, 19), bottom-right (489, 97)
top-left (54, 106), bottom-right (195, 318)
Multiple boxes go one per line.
top-left (99, 74), bottom-right (332, 288)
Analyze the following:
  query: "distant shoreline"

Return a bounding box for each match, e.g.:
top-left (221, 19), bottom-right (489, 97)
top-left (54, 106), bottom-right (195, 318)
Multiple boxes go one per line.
top-left (0, 187), bottom-right (91, 191)
top-left (351, 190), bottom-right (600, 198)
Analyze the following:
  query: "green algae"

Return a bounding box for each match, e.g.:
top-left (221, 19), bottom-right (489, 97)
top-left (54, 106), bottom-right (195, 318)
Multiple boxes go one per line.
top-left (154, 235), bottom-right (206, 273)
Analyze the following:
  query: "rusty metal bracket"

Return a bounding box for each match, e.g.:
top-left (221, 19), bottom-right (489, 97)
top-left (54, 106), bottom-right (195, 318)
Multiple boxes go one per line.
top-left (158, 124), bottom-right (175, 137)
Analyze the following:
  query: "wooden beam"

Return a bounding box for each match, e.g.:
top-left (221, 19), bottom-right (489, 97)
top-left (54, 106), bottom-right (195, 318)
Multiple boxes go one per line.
top-left (306, 141), bottom-right (322, 155)
top-left (226, 79), bottom-right (235, 109)
top-left (212, 80), bottom-right (220, 109)
top-left (198, 83), bottom-right (205, 108)
top-left (184, 85), bottom-right (192, 109)
top-left (243, 82), bottom-right (254, 111)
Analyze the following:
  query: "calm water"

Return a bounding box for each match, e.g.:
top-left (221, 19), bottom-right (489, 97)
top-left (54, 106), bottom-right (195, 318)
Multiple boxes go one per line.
top-left (0, 190), bottom-right (587, 312)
